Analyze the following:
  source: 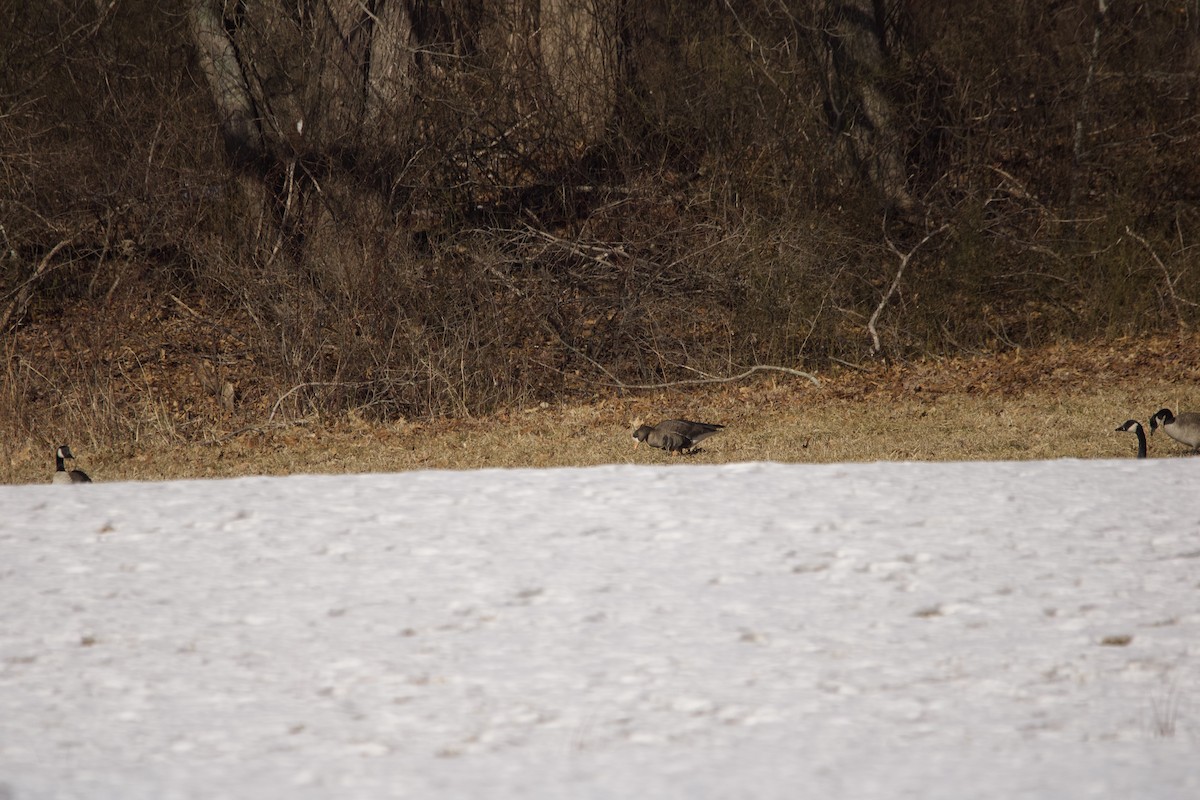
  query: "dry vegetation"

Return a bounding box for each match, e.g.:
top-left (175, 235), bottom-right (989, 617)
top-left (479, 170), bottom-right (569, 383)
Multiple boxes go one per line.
top-left (5, 310), bottom-right (1199, 484)
top-left (4, 3), bottom-right (1200, 483)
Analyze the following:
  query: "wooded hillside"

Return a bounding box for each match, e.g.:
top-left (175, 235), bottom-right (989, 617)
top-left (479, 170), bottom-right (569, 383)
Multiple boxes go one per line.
top-left (3, 1), bottom-right (1199, 425)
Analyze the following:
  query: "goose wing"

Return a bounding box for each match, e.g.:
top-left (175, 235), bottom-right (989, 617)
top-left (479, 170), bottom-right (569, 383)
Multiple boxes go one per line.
top-left (654, 419), bottom-right (724, 444)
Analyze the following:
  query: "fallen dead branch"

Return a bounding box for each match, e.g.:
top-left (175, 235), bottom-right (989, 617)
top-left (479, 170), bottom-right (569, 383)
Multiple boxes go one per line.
top-left (599, 364), bottom-right (821, 390)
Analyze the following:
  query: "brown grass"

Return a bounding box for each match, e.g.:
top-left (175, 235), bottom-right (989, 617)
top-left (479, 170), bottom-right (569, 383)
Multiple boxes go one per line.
top-left (5, 331), bottom-right (1199, 484)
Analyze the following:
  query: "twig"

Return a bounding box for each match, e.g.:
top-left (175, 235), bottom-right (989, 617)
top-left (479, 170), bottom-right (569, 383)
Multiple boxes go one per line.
top-left (202, 420), bottom-right (304, 446)
top-left (828, 356), bottom-right (870, 372)
top-left (868, 224), bottom-right (950, 356)
top-left (1069, 0), bottom-right (1108, 217)
top-left (0, 234), bottom-right (78, 332)
top-left (168, 293), bottom-right (250, 345)
top-left (597, 364), bottom-right (820, 390)
top-left (266, 159), bottom-right (298, 269)
top-left (479, 257), bottom-right (630, 388)
top-left (267, 381), bottom-right (366, 423)
top-left (1124, 225), bottom-right (1197, 322)
top-left (986, 165), bottom-right (1045, 209)
top-left (518, 223), bottom-right (630, 269)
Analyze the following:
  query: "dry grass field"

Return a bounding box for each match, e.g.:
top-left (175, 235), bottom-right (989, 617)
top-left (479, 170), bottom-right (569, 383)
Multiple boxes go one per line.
top-left (5, 325), bottom-right (1199, 485)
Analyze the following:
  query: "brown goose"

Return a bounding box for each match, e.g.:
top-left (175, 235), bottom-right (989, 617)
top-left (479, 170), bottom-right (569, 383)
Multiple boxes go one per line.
top-left (632, 419), bottom-right (724, 454)
top-left (1115, 420), bottom-right (1147, 459)
top-left (1149, 408), bottom-right (1200, 453)
top-left (52, 445), bottom-right (92, 484)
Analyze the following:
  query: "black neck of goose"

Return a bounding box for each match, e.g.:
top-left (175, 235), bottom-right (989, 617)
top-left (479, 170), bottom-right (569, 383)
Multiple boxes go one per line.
top-left (56, 453), bottom-right (67, 472)
top-left (1136, 427), bottom-right (1147, 459)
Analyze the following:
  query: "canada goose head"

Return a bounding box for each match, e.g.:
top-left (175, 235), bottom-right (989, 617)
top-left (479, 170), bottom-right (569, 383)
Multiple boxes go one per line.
top-left (1148, 407), bottom-right (1200, 451)
top-left (632, 425), bottom-right (654, 446)
top-left (1115, 419), bottom-right (1147, 459)
top-left (1148, 408), bottom-right (1174, 434)
top-left (53, 444), bottom-right (92, 484)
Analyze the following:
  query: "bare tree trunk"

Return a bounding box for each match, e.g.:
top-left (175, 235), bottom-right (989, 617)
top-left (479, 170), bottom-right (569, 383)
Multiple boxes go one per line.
top-left (365, 0), bottom-right (418, 151)
top-left (821, 0), bottom-right (914, 214)
top-left (188, 0), bottom-right (417, 165)
top-left (498, 0), bottom-right (620, 157)
top-left (311, 0), bottom-right (372, 147)
top-left (189, 0), bottom-right (618, 226)
top-left (1068, 0), bottom-right (1109, 221)
top-left (189, 1), bottom-right (262, 164)
top-left (539, 0), bottom-right (619, 148)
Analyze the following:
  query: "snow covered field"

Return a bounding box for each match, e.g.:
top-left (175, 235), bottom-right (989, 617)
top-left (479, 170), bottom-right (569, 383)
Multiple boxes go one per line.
top-left (2, 458), bottom-right (1198, 799)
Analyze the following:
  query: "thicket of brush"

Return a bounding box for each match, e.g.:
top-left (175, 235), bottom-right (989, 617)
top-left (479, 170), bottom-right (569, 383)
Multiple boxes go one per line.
top-left (2, 2), bottom-right (1199, 440)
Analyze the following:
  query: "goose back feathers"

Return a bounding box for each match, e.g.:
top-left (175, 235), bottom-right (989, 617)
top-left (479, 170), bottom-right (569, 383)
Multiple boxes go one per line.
top-left (632, 419), bottom-right (724, 454)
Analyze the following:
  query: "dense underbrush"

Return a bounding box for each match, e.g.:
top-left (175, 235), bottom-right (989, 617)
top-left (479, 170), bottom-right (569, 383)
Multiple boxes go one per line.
top-left (3, 2), bottom-right (1199, 445)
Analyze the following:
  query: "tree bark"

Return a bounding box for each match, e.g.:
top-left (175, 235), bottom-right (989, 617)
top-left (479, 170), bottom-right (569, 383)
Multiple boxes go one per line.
top-left (189, 1), bottom-right (262, 165)
top-left (821, 0), bottom-right (914, 214)
top-left (188, 0), bottom-right (417, 165)
top-left (498, 0), bottom-right (620, 156)
top-left (364, 0), bottom-right (418, 151)
top-left (539, 0), bottom-right (619, 148)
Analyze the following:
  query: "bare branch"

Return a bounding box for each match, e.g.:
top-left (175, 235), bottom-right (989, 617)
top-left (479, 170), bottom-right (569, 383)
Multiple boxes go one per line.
top-left (868, 224), bottom-right (950, 356)
top-left (0, 234), bottom-right (79, 332)
top-left (1124, 226), bottom-right (1197, 323)
top-left (268, 381), bottom-right (369, 423)
top-left (598, 364), bottom-right (821, 390)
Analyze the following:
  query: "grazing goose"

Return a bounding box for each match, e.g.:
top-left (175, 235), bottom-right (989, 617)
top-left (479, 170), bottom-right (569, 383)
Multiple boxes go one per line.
top-left (1115, 419), bottom-right (1147, 459)
top-left (53, 445), bottom-right (92, 484)
top-left (1149, 408), bottom-right (1200, 453)
top-left (632, 419), bottom-right (724, 454)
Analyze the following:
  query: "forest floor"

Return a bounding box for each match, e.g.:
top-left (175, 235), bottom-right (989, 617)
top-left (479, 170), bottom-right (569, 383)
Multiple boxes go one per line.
top-left (4, 292), bottom-right (1200, 484)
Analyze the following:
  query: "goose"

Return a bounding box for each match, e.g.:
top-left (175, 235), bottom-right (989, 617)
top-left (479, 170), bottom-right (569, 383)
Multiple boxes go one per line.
top-left (1148, 408), bottom-right (1200, 453)
top-left (53, 445), bottom-right (92, 484)
top-left (1115, 420), bottom-right (1147, 459)
top-left (632, 419), bottom-right (724, 454)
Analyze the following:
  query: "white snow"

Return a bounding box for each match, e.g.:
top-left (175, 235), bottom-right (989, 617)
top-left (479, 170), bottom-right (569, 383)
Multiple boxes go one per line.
top-left (2, 458), bottom-right (1198, 799)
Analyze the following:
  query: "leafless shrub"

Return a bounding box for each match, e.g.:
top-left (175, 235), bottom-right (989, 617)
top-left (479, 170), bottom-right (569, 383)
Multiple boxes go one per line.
top-left (5, 0), bottom-right (1200, 444)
